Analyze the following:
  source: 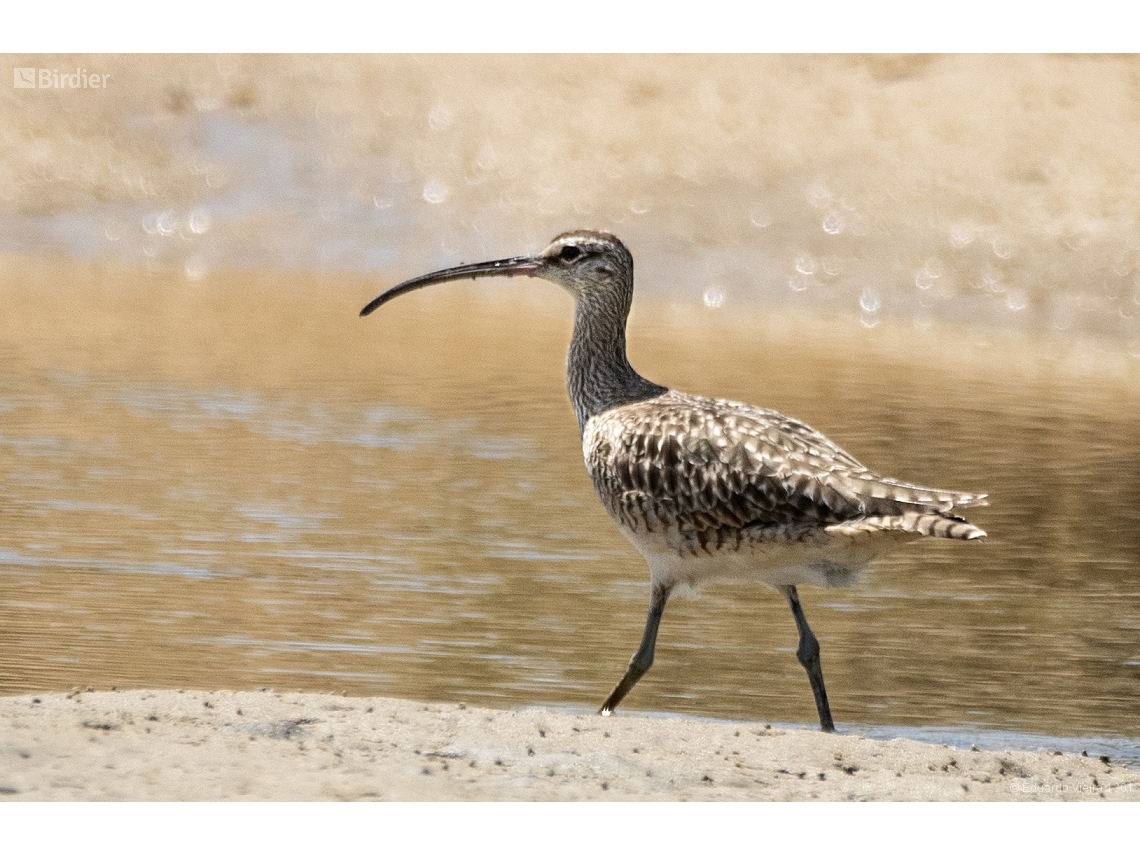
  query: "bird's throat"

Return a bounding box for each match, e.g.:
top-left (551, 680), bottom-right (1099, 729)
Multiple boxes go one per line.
top-left (566, 297), bottom-right (667, 434)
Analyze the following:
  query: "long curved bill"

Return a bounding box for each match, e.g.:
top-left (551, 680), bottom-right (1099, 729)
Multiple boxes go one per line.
top-left (360, 255), bottom-right (541, 317)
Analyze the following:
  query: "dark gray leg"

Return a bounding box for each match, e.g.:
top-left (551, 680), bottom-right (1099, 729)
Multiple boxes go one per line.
top-left (599, 582), bottom-right (672, 715)
top-left (778, 584), bottom-right (835, 733)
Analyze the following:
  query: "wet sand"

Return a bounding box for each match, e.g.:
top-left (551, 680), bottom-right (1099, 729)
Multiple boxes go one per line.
top-left (2, 690), bottom-right (1137, 801)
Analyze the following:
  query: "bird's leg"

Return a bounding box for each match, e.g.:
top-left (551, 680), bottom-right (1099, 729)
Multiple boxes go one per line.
top-left (599, 582), bottom-right (672, 715)
top-left (778, 584), bottom-right (836, 733)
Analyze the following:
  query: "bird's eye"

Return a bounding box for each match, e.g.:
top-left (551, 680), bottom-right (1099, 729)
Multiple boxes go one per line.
top-left (560, 245), bottom-right (581, 262)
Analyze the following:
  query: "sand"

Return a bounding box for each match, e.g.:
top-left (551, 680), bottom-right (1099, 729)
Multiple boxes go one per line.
top-left (2, 690), bottom-right (1136, 801)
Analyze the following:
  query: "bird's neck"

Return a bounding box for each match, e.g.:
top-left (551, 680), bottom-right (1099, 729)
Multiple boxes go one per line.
top-left (567, 293), bottom-right (667, 434)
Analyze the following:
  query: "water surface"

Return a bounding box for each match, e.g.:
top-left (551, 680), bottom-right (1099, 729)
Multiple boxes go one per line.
top-left (2, 260), bottom-right (1138, 757)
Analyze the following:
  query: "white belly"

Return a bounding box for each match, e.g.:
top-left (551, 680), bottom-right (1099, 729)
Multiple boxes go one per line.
top-left (616, 523), bottom-right (899, 594)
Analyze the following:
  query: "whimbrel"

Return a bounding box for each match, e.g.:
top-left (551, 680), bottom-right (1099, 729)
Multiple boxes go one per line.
top-left (361, 230), bottom-right (986, 732)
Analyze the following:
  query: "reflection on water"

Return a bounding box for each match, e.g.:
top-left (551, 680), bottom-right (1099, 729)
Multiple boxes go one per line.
top-left (2, 259), bottom-right (1138, 753)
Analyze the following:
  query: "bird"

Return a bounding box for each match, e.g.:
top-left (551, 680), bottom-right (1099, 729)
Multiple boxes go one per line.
top-left (360, 229), bottom-right (987, 732)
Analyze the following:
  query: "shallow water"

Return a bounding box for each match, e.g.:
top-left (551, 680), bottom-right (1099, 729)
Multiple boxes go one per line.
top-left (2, 259), bottom-right (1138, 752)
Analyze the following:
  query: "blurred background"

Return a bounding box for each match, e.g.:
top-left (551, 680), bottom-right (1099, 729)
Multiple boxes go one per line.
top-left (2, 55), bottom-right (1138, 756)
top-left (4, 55), bottom-right (1140, 339)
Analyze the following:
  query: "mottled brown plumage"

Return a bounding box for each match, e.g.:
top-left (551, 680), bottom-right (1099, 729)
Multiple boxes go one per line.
top-left (361, 229), bottom-right (987, 733)
top-left (587, 389), bottom-right (985, 559)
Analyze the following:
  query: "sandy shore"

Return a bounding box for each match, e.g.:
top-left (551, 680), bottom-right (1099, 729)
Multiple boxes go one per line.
top-left (1, 690), bottom-right (1137, 801)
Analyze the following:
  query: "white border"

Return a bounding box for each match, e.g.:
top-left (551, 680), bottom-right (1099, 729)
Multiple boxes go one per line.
top-left (1, 1), bottom-right (1133, 53)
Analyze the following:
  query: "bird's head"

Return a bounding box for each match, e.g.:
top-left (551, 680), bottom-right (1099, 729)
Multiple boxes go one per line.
top-left (360, 230), bottom-right (632, 317)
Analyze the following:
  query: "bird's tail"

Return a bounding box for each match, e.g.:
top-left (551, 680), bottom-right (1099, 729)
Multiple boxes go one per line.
top-left (827, 512), bottom-right (986, 541)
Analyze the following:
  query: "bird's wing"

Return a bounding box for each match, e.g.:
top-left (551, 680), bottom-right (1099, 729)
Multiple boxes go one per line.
top-left (585, 391), bottom-right (986, 541)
